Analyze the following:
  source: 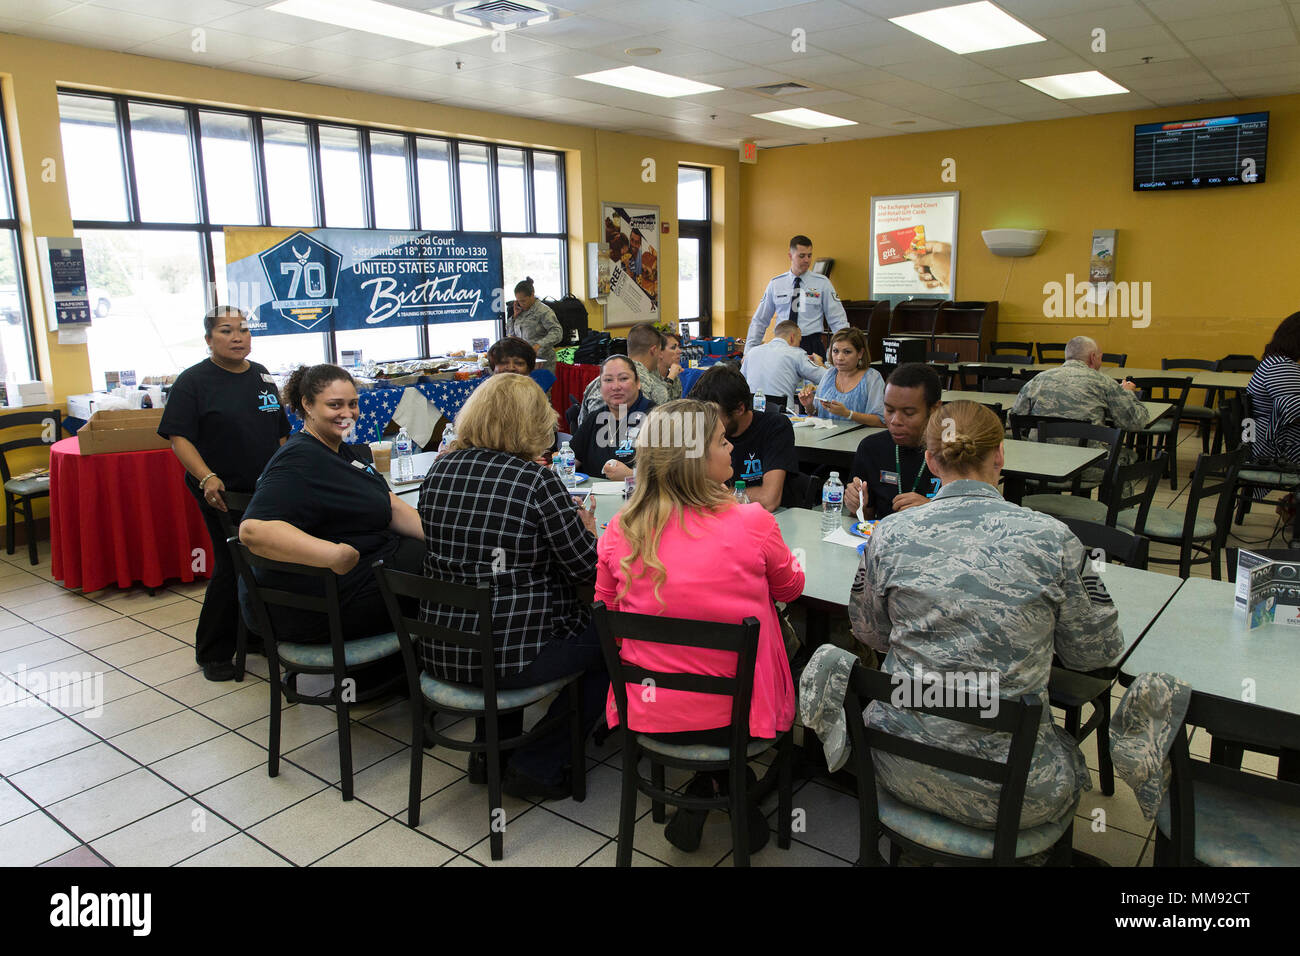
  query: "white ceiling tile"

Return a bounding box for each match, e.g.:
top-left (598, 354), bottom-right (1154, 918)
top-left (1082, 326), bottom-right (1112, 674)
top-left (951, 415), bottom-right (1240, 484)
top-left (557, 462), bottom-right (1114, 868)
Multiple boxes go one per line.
top-left (774, 88), bottom-right (864, 107)
top-left (649, 52), bottom-right (752, 78)
top-left (728, 33), bottom-right (810, 63)
top-left (248, 46), bottom-right (375, 75)
top-left (1166, 7), bottom-right (1294, 41)
top-left (1000, 0), bottom-right (1136, 16)
top-left (1185, 30), bottom-right (1300, 56)
top-left (1223, 78), bottom-right (1300, 96)
top-left (386, 48), bottom-right (497, 73)
top-left (852, 34), bottom-right (958, 66)
top-left (1199, 43), bottom-right (1300, 68)
top-left (1142, 0), bottom-right (1282, 20)
top-left (437, 33), bottom-right (564, 63)
top-left (86, 0), bottom-right (247, 25)
top-left (306, 61), bottom-right (445, 89)
top-left (1142, 90), bottom-right (1236, 107)
top-left (589, 0), bottom-right (726, 30)
top-left (525, 16), bottom-right (639, 49)
top-left (217, 58), bottom-right (316, 81)
top-left (45, 4), bottom-right (186, 42)
top-left (1050, 24), bottom-right (1179, 56)
top-left (583, 34), bottom-right (718, 61)
top-left (965, 38), bottom-right (1075, 68)
top-left (695, 0), bottom-right (821, 15)
top-left (303, 30), bottom-right (440, 60)
top-left (1030, 4), bottom-right (1159, 38)
top-left (127, 26), bottom-right (292, 63)
top-left (680, 89), bottom-right (787, 111)
top-left (514, 49), bottom-right (628, 76)
top-left (1068, 92), bottom-right (1157, 113)
top-left (692, 66), bottom-right (794, 87)
top-left (801, 20), bottom-right (929, 58)
top-left (742, 0), bottom-right (874, 33)
top-left (653, 18), bottom-right (783, 48)
top-left (763, 52), bottom-right (875, 82)
top-left (1212, 61), bottom-right (1300, 82)
top-left (205, 8), bottom-right (346, 43)
top-left (3, 0), bottom-right (79, 19)
top-left (1108, 58), bottom-right (1208, 81)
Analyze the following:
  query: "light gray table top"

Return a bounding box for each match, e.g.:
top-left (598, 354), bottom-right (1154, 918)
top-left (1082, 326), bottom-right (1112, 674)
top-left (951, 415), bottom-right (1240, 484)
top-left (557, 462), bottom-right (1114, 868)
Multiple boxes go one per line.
top-left (1001, 438), bottom-right (1104, 480)
top-left (948, 363), bottom-right (1251, 391)
top-left (791, 419), bottom-right (867, 449)
top-left (1121, 577), bottom-right (1300, 715)
top-left (940, 390), bottom-right (1170, 426)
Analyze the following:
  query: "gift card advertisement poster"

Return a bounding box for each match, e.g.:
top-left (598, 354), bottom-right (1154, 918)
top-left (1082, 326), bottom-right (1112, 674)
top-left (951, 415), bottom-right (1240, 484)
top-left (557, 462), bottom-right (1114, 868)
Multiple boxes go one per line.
top-left (870, 192), bottom-right (958, 298)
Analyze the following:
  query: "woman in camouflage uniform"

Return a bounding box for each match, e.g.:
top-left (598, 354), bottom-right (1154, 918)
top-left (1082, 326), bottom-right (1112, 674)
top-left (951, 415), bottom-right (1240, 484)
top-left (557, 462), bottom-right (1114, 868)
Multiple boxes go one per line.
top-left (850, 401), bottom-right (1125, 830)
top-left (507, 277), bottom-right (563, 373)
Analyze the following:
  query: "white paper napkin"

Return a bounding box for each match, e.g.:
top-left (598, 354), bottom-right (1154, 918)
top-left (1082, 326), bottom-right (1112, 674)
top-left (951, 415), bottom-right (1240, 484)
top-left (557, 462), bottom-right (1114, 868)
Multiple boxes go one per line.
top-left (588, 481), bottom-right (628, 495)
top-left (822, 526), bottom-right (866, 550)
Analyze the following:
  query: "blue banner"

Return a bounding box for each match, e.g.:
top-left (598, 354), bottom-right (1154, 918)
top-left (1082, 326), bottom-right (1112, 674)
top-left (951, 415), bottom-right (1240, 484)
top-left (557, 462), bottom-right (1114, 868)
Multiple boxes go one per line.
top-left (224, 228), bottom-right (503, 336)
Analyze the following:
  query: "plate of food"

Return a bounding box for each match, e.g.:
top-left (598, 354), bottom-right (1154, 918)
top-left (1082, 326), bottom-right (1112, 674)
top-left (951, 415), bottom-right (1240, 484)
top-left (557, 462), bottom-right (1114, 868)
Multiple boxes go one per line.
top-left (849, 520), bottom-right (878, 540)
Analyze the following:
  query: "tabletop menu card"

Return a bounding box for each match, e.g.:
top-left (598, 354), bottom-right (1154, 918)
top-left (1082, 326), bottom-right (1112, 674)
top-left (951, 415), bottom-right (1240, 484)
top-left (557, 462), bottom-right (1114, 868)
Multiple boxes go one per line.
top-left (1236, 549), bottom-right (1300, 629)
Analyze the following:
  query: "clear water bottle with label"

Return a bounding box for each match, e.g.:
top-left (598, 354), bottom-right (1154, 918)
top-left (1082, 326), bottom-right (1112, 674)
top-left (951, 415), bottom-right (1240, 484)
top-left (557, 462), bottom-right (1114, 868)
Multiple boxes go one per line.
top-left (394, 427), bottom-right (413, 481)
top-left (753, 390), bottom-right (766, 413)
top-left (439, 422), bottom-right (456, 454)
top-left (733, 480), bottom-right (750, 504)
top-left (821, 471), bottom-right (844, 534)
top-left (557, 440), bottom-right (576, 486)
top-left (623, 468), bottom-right (636, 501)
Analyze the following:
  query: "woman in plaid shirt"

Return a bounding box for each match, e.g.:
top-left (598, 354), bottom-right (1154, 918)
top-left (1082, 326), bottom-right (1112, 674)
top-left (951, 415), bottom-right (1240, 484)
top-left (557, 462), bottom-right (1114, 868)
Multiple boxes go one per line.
top-left (417, 373), bottom-right (605, 800)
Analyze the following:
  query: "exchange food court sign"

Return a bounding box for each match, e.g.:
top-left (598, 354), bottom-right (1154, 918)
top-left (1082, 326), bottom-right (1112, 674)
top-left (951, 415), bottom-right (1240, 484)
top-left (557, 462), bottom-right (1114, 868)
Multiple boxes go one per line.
top-left (224, 227), bottom-right (503, 335)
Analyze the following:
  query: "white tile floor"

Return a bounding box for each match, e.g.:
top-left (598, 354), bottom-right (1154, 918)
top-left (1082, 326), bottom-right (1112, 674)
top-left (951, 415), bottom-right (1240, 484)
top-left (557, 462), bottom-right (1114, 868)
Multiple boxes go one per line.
top-left (0, 425), bottom-right (1285, 866)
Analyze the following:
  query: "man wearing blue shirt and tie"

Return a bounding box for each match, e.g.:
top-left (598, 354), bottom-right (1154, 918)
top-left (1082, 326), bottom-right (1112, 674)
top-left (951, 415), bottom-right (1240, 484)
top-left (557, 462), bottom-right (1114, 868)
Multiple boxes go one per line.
top-left (744, 235), bottom-right (848, 359)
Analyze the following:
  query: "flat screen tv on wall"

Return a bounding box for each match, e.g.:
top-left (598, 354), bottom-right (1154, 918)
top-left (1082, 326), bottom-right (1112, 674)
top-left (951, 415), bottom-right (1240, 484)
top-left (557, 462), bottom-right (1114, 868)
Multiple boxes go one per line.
top-left (1133, 111), bottom-right (1268, 191)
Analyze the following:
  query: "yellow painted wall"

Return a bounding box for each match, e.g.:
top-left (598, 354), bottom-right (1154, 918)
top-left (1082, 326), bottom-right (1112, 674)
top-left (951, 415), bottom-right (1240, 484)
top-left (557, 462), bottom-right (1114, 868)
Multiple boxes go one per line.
top-left (739, 94), bottom-right (1300, 367)
top-left (0, 31), bottom-right (743, 405)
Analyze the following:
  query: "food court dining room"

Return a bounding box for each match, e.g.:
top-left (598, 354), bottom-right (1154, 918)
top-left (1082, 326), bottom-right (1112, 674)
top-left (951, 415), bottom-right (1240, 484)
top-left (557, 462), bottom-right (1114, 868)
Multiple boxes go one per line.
top-left (0, 0), bottom-right (1297, 899)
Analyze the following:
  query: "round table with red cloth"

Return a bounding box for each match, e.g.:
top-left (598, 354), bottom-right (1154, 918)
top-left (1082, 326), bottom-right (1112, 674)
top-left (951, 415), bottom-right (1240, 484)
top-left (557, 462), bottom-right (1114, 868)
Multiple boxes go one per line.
top-left (49, 436), bottom-right (213, 592)
top-left (552, 362), bottom-right (601, 417)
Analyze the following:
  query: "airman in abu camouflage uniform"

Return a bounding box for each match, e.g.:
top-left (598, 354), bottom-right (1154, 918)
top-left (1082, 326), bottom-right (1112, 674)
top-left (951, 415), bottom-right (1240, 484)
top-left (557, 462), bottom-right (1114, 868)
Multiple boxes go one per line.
top-left (849, 478), bottom-right (1126, 830)
top-left (507, 292), bottom-right (563, 373)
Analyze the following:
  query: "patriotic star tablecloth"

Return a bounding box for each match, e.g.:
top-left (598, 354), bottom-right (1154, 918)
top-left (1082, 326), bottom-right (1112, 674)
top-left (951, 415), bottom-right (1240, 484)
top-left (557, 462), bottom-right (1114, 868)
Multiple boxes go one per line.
top-left (286, 379), bottom-right (485, 446)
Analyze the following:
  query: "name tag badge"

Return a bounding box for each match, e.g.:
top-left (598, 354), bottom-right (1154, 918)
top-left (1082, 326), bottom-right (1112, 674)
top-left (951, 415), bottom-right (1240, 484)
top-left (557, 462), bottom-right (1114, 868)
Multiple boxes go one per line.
top-left (351, 460), bottom-right (368, 471)
top-left (261, 373), bottom-right (277, 384)
top-left (881, 470), bottom-right (899, 486)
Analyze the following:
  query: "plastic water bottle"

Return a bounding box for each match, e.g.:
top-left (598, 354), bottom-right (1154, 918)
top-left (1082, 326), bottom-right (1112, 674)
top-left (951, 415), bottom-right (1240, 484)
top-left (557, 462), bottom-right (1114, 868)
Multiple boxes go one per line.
top-left (623, 469), bottom-right (636, 501)
top-left (821, 471), bottom-right (844, 534)
top-left (753, 390), bottom-right (766, 413)
top-left (394, 427), bottom-right (413, 481)
top-left (557, 441), bottom-right (576, 486)
top-left (438, 422), bottom-right (456, 454)
top-left (733, 480), bottom-right (750, 504)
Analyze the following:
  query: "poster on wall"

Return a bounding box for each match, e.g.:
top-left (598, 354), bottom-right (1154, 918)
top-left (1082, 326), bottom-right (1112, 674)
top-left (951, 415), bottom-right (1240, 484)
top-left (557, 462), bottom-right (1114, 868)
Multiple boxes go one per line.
top-left (223, 228), bottom-right (502, 335)
top-left (37, 237), bottom-right (92, 344)
top-left (601, 202), bottom-right (659, 327)
top-left (869, 192), bottom-right (959, 299)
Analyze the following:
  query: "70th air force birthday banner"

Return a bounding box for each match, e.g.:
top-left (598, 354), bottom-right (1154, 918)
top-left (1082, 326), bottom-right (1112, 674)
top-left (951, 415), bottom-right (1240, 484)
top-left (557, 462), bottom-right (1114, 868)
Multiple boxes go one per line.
top-left (223, 227), bottom-right (503, 336)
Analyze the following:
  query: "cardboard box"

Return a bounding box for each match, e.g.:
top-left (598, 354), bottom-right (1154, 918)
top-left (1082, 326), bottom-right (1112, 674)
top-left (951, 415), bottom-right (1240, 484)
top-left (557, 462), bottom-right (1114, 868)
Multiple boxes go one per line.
top-left (77, 408), bottom-right (171, 455)
top-left (9, 382), bottom-right (51, 407)
top-left (67, 392), bottom-right (114, 420)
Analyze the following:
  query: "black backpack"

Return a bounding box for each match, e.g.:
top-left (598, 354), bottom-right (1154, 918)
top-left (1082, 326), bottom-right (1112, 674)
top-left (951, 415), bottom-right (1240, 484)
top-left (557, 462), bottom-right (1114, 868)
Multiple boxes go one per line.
top-left (543, 294), bottom-right (590, 346)
top-left (574, 333), bottom-right (611, 365)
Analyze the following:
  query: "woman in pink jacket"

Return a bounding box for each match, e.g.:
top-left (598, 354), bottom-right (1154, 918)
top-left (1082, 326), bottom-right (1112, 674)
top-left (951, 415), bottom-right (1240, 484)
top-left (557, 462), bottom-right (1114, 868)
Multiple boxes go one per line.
top-left (596, 398), bottom-right (804, 852)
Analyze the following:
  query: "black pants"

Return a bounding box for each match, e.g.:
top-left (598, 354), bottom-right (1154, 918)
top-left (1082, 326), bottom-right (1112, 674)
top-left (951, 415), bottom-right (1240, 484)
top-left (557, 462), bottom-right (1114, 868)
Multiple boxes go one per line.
top-left (800, 332), bottom-right (826, 359)
top-left (188, 483), bottom-right (242, 666)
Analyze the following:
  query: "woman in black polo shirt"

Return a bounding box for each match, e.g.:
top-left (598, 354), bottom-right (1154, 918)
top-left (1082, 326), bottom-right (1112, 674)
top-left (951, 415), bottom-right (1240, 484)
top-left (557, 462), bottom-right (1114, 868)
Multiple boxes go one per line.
top-left (571, 355), bottom-right (655, 481)
top-left (158, 306), bottom-right (289, 682)
top-left (239, 364), bottom-right (425, 645)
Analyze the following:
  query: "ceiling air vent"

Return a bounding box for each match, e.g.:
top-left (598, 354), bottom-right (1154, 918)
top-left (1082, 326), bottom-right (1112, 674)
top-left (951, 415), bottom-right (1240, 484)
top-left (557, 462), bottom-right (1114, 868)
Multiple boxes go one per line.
top-left (752, 82), bottom-right (812, 96)
top-left (439, 0), bottom-right (562, 29)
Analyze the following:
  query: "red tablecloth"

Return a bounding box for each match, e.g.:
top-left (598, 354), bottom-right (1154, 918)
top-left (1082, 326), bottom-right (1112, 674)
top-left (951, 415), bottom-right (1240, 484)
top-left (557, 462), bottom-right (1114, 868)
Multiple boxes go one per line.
top-left (553, 362), bottom-right (601, 417)
top-left (49, 437), bottom-right (213, 592)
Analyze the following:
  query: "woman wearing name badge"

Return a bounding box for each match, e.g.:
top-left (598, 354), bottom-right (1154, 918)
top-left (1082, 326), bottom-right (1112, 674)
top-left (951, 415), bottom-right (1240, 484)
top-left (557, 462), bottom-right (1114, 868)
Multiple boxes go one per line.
top-left (797, 328), bottom-right (885, 426)
top-left (158, 306), bottom-right (290, 683)
top-left (571, 355), bottom-right (655, 481)
top-left (238, 364), bottom-right (425, 648)
top-left (849, 401), bottom-right (1125, 832)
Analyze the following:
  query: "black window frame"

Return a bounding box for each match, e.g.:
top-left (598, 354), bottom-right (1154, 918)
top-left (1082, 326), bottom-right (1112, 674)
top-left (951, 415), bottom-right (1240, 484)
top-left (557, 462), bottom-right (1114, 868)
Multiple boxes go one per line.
top-left (0, 106), bottom-right (40, 382)
top-left (58, 88), bottom-right (568, 365)
top-left (678, 164), bottom-right (712, 338)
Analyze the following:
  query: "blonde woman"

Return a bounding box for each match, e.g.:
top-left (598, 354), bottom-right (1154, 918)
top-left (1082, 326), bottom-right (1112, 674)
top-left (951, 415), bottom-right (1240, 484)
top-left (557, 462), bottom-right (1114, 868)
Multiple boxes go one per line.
top-left (417, 372), bottom-right (603, 800)
top-left (595, 399), bottom-right (805, 850)
top-left (798, 327), bottom-right (885, 425)
top-left (849, 401), bottom-right (1125, 831)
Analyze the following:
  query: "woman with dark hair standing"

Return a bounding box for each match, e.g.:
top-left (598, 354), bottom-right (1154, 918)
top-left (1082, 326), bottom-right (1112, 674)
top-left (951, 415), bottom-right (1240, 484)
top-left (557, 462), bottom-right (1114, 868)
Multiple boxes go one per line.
top-left (238, 364), bottom-right (425, 644)
top-left (158, 306), bottom-right (289, 682)
top-left (1246, 311), bottom-right (1300, 464)
top-left (506, 277), bottom-right (562, 373)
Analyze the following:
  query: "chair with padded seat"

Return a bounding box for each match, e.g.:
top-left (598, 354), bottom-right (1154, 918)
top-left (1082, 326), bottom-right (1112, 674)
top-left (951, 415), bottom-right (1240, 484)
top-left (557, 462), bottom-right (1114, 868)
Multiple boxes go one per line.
top-left (0, 410), bottom-right (61, 565)
top-left (1052, 517), bottom-right (1149, 797)
top-left (1014, 420), bottom-right (1121, 499)
top-left (215, 490), bottom-right (255, 682)
top-left (1228, 393), bottom-right (1300, 530)
top-left (592, 602), bottom-right (793, 867)
top-left (844, 661), bottom-right (1074, 866)
top-left (374, 565), bottom-right (586, 861)
top-left (1162, 358), bottom-right (1220, 453)
top-left (1036, 342), bottom-right (1066, 364)
top-left (1117, 448), bottom-right (1243, 579)
top-left (1153, 690), bottom-right (1300, 866)
top-left (1022, 452), bottom-right (1165, 530)
top-left (1128, 376), bottom-right (1191, 490)
top-left (229, 538), bottom-right (405, 803)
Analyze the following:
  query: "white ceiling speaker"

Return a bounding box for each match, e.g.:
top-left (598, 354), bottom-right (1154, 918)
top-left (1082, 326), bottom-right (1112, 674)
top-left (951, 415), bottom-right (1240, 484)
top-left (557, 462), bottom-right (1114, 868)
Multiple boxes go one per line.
top-left (981, 228), bottom-right (1046, 257)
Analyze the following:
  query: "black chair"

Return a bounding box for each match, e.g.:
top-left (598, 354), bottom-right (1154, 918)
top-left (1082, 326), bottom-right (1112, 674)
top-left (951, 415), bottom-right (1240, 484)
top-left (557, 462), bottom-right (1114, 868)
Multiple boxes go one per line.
top-left (1100, 353), bottom-right (1128, 367)
top-left (215, 490), bottom-right (255, 682)
top-left (982, 379), bottom-right (1024, 395)
top-left (374, 565), bottom-right (586, 860)
top-left (1019, 420), bottom-right (1122, 499)
top-left (1117, 449), bottom-right (1243, 578)
top-left (844, 661), bottom-right (1074, 866)
top-left (988, 341), bottom-right (1033, 359)
top-left (229, 538), bottom-right (404, 802)
top-left (1023, 453), bottom-right (1165, 530)
top-left (1058, 517), bottom-right (1149, 570)
top-left (759, 394), bottom-right (788, 414)
top-left (1217, 354), bottom-right (1259, 373)
top-left (1128, 376), bottom-right (1191, 489)
top-left (1153, 690), bottom-right (1300, 866)
top-left (926, 352), bottom-right (959, 388)
top-left (565, 403), bottom-right (579, 435)
top-left (0, 410), bottom-right (61, 565)
top-left (1162, 358), bottom-right (1220, 453)
top-left (989, 353), bottom-right (1035, 365)
top-left (781, 471), bottom-right (824, 510)
top-left (1036, 342), bottom-right (1066, 364)
top-left (1007, 413), bottom-right (1085, 442)
top-left (1230, 393), bottom-right (1300, 529)
top-left (592, 602), bottom-right (793, 867)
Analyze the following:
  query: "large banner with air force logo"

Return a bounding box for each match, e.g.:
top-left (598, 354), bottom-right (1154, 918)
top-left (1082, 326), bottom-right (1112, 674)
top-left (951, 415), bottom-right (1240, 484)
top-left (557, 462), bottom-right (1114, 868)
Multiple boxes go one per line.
top-left (223, 227), bottom-right (503, 336)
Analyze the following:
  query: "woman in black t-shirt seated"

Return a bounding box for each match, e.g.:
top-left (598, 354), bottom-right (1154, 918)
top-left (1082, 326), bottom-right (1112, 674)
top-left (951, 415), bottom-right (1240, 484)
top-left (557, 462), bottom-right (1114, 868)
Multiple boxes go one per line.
top-left (239, 364), bottom-right (425, 644)
top-left (571, 355), bottom-right (655, 481)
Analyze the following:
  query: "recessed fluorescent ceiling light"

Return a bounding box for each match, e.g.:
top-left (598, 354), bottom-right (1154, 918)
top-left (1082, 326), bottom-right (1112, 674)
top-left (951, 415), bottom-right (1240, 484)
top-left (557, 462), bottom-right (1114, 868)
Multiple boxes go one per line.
top-left (752, 108), bottom-right (857, 129)
top-left (889, 1), bottom-right (1044, 55)
top-left (1021, 71), bottom-right (1129, 99)
top-left (576, 66), bottom-right (721, 97)
top-left (267, 0), bottom-right (491, 46)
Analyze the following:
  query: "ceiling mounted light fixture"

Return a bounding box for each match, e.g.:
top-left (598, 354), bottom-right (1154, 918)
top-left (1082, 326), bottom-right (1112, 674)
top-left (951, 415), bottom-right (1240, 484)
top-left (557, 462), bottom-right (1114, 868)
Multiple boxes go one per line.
top-left (1020, 71), bottom-right (1129, 99)
top-left (752, 108), bottom-right (857, 129)
top-left (889, 1), bottom-right (1045, 55)
top-left (625, 47), bottom-right (661, 56)
top-left (267, 0), bottom-right (491, 44)
top-left (577, 66), bottom-right (721, 97)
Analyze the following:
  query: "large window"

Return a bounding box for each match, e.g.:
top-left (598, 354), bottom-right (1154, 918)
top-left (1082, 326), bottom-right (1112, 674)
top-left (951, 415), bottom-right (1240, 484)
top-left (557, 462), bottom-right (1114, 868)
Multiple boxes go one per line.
top-left (678, 165), bottom-right (712, 337)
top-left (0, 109), bottom-right (38, 385)
top-left (58, 90), bottom-right (568, 385)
